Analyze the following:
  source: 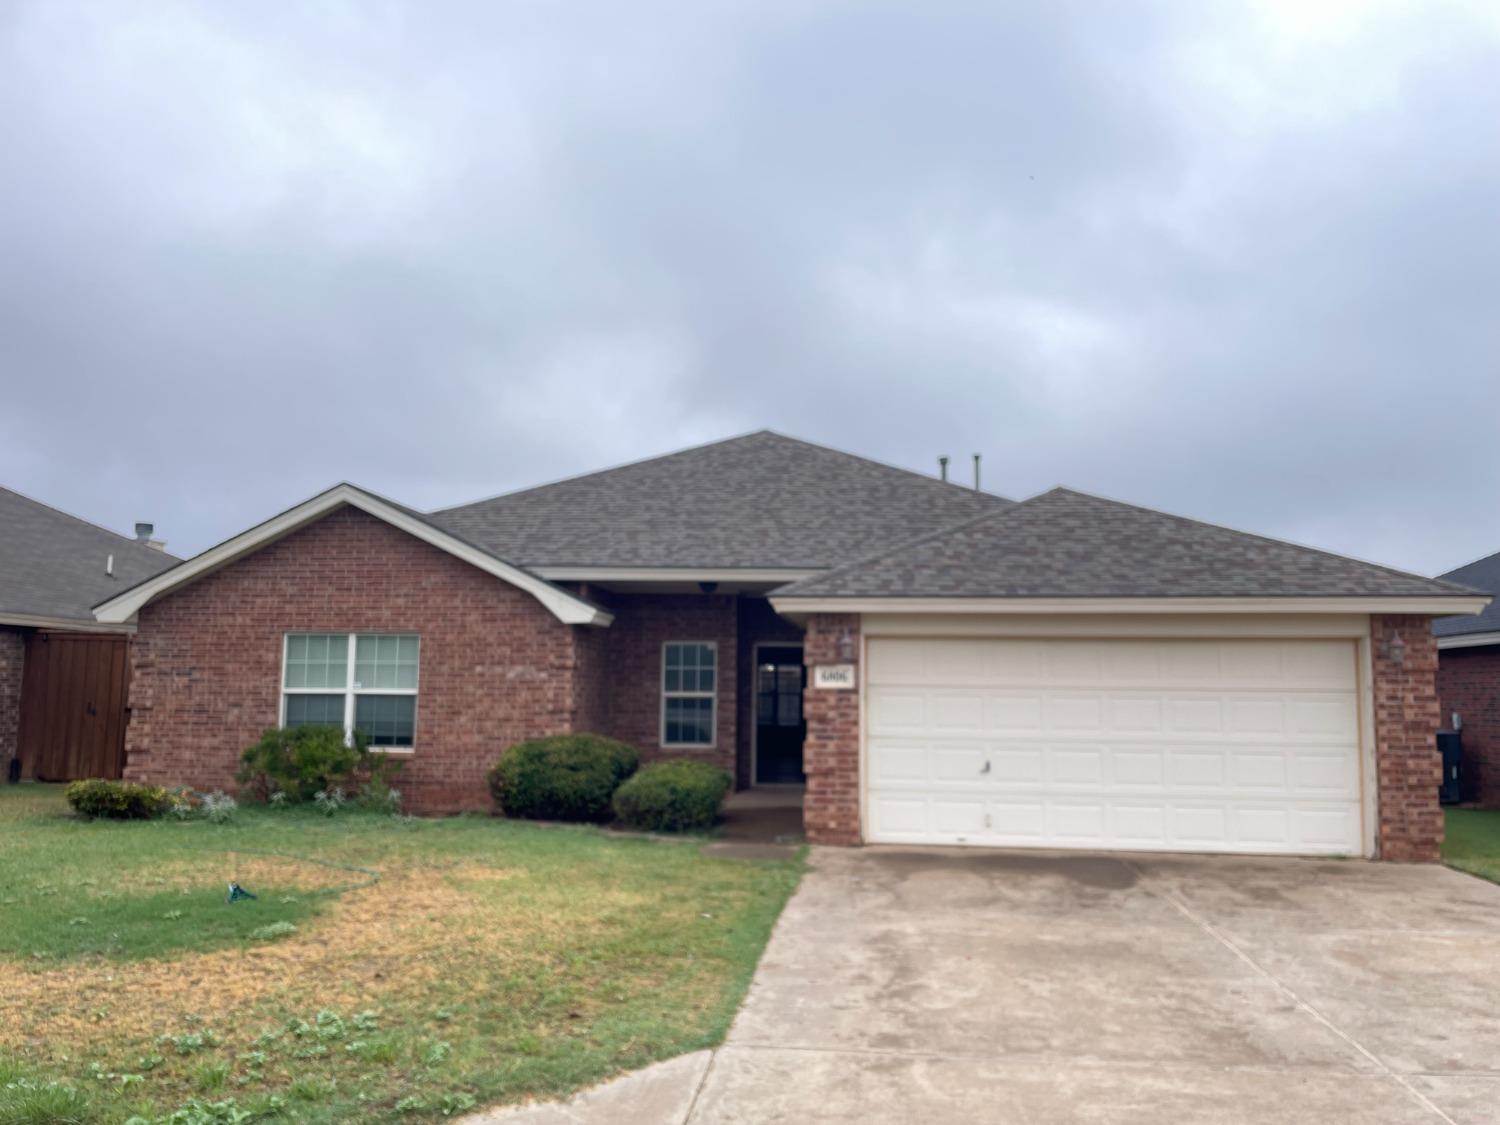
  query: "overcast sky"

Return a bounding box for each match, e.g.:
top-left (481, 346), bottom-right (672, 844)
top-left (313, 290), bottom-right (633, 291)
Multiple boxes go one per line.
top-left (2, 1), bottom-right (1497, 575)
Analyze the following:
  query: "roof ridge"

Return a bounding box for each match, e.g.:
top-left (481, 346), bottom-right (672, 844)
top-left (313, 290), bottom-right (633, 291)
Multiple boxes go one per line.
top-left (774, 491), bottom-right (1041, 595)
top-left (429, 430), bottom-right (777, 514)
top-left (1041, 486), bottom-right (1482, 596)
top-left (430, 431), bottom-right (1011, 516)
top-left (0, 484), bottom-right (181, 559)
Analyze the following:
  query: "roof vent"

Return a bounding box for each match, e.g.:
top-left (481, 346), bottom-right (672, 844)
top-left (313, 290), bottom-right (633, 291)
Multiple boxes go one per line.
top-left (938, 456), bottom-right (949, 482)
top-left (135, 521), bottom-right (167, 551)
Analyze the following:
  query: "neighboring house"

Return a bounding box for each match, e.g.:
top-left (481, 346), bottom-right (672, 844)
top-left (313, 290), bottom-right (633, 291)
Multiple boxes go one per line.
top-left (0, 487), bottom-right (177, 781)
top-left (92, 432), bottom-right (1485, 861)
top-left (1433, 550), bottom-right (1500, 805)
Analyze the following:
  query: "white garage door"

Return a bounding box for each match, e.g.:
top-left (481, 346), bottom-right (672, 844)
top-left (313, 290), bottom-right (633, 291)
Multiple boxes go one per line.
top-left (865, 637), bottom-right (1364, 855)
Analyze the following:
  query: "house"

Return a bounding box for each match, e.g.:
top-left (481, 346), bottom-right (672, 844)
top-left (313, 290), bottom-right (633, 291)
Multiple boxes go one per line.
top-left (1433, 550), bottom-right (1500, 805)
top-left (0, 487), bottom-right (177, 781)
top-left (91, 432), bottom-right (1485, 860)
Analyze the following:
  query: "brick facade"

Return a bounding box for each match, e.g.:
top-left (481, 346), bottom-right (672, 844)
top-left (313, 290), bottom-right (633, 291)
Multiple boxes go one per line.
top-left (1437, 645), bottom-right (1500, 806)
top-left (801, 613), bottom-right (861, 845)
top-left (121, 515), bottom-right (804, 810)
top-left (590, 593), bottom-right (740, 773)
top-left (1370, 614), bottom-right (1444, 861)
top-left (0, 627), bottom-right (22, 780)
top-left (123, 507), bottom-right (592, 812)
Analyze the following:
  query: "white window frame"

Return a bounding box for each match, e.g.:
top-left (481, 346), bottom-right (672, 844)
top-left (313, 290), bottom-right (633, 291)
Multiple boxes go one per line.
top-left (280, 633), bottom-right (420, 753)
top-left (660, 640), bottom-right (717, 749)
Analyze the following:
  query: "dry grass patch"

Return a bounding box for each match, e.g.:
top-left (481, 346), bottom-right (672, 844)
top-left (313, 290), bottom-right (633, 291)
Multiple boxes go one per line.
top-left (0, 785), bottom-right (802, 1123)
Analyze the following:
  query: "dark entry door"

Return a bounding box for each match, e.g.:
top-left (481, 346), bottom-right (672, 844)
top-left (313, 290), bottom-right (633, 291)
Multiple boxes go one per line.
top-left (755, 646), bottom-right (806, 784)
top-left (17, 632), bottom-right (131, 781)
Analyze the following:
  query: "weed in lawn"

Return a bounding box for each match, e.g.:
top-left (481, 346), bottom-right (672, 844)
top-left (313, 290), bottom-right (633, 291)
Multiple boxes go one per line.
top-left (192, 1063), bottom-right (229, 1093)
top-left (0, 1076), bottom-right (93, 1125)
top-left (246, 922), bottom-right (296, 942)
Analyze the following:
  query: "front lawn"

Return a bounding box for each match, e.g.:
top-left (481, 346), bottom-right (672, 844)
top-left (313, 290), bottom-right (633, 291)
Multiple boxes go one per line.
top-left (1443, 807), bottom-right (1500, 883)
top-left (0, 784), bottom-right (802, 1123)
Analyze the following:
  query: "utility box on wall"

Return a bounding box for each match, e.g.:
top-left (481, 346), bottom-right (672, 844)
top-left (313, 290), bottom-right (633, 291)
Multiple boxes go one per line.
top-left (1437, 730), bottom-right (1463, 805)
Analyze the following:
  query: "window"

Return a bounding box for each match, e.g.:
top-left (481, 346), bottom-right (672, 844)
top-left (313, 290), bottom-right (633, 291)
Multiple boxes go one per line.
top-left (282, 633), bottom-right (419, 749)
top-left (662, 641), bottom-right (716, 747)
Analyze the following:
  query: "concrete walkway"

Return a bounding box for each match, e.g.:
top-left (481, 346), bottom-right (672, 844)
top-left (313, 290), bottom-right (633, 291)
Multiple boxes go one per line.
top-left (473, 846), bottom-right (1500, 1123)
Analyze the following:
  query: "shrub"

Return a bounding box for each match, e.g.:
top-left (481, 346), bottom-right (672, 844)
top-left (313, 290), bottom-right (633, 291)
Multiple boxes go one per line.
top-left (64, 779), bottom-right (172, 820)
top-left (611, 760), bottom-right (731, 832)
top-left (237, 726), bottom-right (399, 803)
top-left (487, 734), bottom-right (639, 823)
top-left (200, 791), bottom-right (238, 824)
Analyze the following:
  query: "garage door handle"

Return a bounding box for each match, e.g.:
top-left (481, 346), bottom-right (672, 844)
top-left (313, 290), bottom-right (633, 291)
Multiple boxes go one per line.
top-left (980, 760), bottom-right (991, 774)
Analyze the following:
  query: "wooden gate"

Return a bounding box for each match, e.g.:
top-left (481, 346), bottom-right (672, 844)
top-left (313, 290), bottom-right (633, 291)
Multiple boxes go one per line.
top-left (17, 632), bottom-right (131, 781)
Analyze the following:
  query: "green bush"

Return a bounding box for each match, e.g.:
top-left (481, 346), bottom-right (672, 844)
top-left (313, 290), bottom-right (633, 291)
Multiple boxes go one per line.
top-left (64, 779), bottom-right (173, 820)
top-left (236, 725), bottom-right (399, 803)
top-left (611, 760), bottom-right (731, 833)
top-left (487, 734), bottom-right (639, 822)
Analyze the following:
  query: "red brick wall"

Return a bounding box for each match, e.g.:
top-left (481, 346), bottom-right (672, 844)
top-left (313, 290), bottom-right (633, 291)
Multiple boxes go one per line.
top-left (123, 506), bottom-right (593, 812)
top-left (802, 613), bottom-right (860, 845)
top-left (735, 597), bottom-right (805, 789)
top-left (0, 627), bottom-right (22, 779)
top-left (1437, 645), bottom-right (1500, 806)
top-left (1371, 614), bottom-right (1444, 861)
top-left (595, 593), bottom-right (738, 772)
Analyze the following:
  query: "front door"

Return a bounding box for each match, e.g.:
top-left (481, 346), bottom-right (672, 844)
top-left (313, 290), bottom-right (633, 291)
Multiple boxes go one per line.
top-left (755, 646), bottom-right (806, 784)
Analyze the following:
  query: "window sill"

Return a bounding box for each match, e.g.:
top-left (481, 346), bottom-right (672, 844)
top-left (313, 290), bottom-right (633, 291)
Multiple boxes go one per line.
top-left (659, 745), bottom-right (716, 752)
top-left (371, 747), bottom-right (415, 756)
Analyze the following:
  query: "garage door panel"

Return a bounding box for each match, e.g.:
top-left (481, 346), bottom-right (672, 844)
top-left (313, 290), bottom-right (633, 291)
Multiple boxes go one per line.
top-left (1112, 749), bottom-right (1165, 786)
top-left (865, 637), bottom-right (1363, 856)
top-left (869, 689), bottom-right (927, 732)
top-left (1047, 694), bottom-right (1104, 732)
top-left (869, 744), bottom-right (930, 782)
top-left (987, 694), bottom-right (1045, 733)
top-left (1049, 802), bottom-right (1108, 841)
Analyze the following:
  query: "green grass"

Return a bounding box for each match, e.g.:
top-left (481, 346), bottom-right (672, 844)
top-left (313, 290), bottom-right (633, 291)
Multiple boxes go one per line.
top-left (0, 784), bottom-right (803, 1123)
top-left (1443, 808), bottom-right (1500, 883)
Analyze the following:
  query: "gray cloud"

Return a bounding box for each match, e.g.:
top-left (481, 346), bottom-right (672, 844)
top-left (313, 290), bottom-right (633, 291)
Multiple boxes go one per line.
top-left (1, 0), bottom-right (1496, 575)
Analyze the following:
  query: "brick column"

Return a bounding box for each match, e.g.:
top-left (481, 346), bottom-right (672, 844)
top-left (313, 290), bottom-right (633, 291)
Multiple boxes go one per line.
top-left (1371, 614), bottom-right (1443, 862)
top-left (0, 629), bottom-right (23, 779)
top-left (802, 613), bottom-right (861, 845)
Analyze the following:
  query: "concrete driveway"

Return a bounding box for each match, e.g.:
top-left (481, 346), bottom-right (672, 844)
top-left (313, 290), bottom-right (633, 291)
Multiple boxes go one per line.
top-left (483, 847), bottom-right (1500, 1123)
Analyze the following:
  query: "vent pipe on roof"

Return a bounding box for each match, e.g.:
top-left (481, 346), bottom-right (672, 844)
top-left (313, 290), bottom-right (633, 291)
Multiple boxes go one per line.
top-left (106, 553), bottom-right (114, 577)
top-left (972, 453), bottom-right (981, 492)
top-left (938, 456), bottom-right (949, 482)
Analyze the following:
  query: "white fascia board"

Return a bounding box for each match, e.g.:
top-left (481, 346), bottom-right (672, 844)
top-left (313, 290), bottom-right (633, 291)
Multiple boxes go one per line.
top-left (769, 595), bottom-right (1494, 617)
top-left (93, 484), bottom-right (612, 628)
top-left (1437, 631), bottom-right (1500, 650)
top-left (0, 612), bottom-right (134, 633)
top-left (533, 566), bottom-right (822, 583)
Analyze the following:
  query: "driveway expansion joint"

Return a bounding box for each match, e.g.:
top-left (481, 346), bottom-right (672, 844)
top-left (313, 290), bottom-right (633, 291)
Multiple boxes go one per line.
top-left (1122, 859), bottom-right (1460, 1125)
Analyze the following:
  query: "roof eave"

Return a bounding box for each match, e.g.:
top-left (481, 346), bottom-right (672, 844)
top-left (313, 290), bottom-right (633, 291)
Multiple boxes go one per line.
top-left (92, 484), bottom-right (612, 628)
top-left (769, 595), bottom-right (1493, 616)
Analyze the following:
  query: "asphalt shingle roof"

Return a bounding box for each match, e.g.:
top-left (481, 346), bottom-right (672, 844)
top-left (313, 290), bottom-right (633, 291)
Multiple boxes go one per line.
top-left (0, 487), bottom-right (180, 624)
top-left (430, 431), bottom-right (1010, 569)
top-left (1434, 551), bottom-right (1500, 637)
top-left (775, 487), bottom-right (1480, 600)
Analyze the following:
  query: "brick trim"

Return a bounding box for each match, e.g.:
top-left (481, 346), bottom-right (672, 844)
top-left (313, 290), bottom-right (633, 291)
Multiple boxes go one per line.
top-left (802, 613), bottom-right (861, 844)
top-left (1371, 614), bottom-right (1443, 862)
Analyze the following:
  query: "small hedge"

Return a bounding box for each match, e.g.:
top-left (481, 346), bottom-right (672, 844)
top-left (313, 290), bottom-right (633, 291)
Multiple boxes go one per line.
top-left (611, 760), bottom-right (731, 833)
top-left (488, 734), bottom-right (639, 823)
top-left (65, 779), bottom-right (173, 820)
top-left (237, 725), bottom-right (393, 803)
